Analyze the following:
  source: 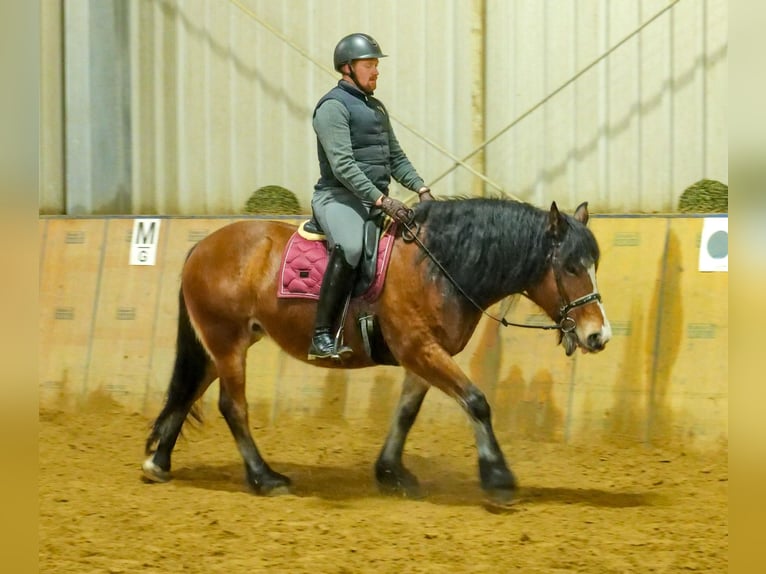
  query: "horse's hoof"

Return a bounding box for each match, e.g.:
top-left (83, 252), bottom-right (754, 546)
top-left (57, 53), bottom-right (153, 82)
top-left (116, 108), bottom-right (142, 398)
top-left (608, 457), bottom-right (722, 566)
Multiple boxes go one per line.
top-left (483, 487), bottom-right (518, 507)
top-left (479, 462), bottom-right (518, 494)
top-left (142, 458), bottom-right (171, 483)
top-left (375, 464), bottom-right (423, 499)
top-left (483, 495), bottom-right (522, 514)
top-left (262, 484), bottom-right (292, 497)
top-left (251, 471), bottom-right (292, 496)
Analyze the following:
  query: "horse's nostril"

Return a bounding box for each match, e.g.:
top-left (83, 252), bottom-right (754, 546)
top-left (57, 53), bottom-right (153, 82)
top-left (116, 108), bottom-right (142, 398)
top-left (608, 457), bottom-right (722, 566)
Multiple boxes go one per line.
top-left (587, 333), bottom-right (604, 349)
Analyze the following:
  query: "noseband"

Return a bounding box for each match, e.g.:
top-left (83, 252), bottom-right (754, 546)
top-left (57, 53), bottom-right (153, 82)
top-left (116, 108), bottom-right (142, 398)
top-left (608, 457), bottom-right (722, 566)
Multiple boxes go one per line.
top-left (402, 221), bottom-right (601, 333)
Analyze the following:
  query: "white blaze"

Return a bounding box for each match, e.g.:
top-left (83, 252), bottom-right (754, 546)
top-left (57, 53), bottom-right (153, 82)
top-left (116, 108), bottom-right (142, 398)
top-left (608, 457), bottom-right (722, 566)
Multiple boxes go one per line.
top-left (587, 264), bottom-right (612, 342)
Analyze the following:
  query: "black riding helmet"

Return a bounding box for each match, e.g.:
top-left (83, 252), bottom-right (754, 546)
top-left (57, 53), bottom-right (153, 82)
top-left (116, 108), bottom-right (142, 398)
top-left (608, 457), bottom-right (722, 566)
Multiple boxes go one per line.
top-left (333, 33), bottom-right (387, 72)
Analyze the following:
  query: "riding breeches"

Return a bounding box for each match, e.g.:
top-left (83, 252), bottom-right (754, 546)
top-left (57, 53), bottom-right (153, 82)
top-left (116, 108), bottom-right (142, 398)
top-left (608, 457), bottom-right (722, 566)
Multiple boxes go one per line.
top-left (310, 187), bottom-right (372, 268)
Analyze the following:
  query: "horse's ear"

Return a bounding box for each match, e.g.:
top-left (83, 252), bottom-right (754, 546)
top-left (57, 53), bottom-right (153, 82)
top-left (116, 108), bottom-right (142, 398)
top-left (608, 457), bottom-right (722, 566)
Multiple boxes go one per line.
top-left (574, 201), bottom-right (589, 225)
top-left (548, 201), bottom-right (567, 239)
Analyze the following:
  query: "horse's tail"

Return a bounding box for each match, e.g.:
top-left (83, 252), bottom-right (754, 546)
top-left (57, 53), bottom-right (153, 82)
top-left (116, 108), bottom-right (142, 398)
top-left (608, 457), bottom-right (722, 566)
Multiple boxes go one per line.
top-left (144, 285), bottom-right (209, 455)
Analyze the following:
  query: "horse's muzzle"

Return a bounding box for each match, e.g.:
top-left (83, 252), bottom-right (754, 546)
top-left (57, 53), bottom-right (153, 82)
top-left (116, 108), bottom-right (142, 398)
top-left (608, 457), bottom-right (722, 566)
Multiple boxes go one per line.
top-left (586, 332), bottom-right (607, 352)
top-left (563, 330), bottom-right (608, 356)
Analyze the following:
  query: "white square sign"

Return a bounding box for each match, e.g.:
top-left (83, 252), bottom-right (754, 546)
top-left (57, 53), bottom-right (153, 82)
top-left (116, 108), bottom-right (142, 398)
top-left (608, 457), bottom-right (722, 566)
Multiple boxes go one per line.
top-left (130, 219), bottom-right (161, 266)
top-left (698, 217), bottom-right (728, 272)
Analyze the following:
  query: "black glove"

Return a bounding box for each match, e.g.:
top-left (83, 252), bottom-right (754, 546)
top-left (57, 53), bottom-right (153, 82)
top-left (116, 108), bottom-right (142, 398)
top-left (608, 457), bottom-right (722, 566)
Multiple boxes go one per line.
top-left (379, 195), bottom-right (414, 225)
top-left (417, 186), bottom-right (434, 202)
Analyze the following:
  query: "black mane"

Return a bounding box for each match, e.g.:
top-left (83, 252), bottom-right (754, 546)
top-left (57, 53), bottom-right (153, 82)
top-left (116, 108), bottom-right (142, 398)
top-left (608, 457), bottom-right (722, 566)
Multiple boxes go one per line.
top-left (411, 198), bottom-right (600, 308)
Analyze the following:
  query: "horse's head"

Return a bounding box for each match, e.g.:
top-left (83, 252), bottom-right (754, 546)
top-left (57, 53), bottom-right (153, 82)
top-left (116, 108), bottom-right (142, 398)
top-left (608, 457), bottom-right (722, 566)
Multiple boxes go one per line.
top-left (527, 201), bottom-right (612, 356)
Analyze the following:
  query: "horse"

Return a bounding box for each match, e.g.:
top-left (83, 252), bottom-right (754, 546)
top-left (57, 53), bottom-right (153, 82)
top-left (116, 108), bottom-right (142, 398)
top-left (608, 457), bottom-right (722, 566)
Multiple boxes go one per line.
top-left (142, 197), bottom-right (611, 504)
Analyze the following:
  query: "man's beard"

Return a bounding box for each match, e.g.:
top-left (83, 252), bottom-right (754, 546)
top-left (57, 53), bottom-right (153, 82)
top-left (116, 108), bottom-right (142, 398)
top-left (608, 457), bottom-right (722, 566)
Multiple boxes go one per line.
top-left (359, 81), bottom-right (374, 95)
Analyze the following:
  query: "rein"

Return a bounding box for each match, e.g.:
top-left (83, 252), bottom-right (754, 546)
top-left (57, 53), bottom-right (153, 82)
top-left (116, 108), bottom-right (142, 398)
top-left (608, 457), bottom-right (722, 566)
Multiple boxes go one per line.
top-left (400, 220), bottom-right (601, 333)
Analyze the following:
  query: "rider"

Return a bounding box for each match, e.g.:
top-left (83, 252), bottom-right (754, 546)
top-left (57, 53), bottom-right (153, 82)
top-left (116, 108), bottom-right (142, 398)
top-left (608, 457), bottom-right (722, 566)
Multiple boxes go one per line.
top-left (308, 32), bottom-right (434, 361)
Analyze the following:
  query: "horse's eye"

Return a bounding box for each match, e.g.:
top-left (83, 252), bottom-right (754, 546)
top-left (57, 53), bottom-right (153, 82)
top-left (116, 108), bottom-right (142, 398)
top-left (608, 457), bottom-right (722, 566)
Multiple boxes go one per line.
top-left (565, 263), bottom-right (579, 275)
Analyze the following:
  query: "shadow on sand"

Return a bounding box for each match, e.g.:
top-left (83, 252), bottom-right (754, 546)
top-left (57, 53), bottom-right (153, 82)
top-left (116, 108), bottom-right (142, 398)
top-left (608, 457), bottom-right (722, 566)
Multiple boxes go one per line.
top-left (165, 457), bottom-right (663, 510)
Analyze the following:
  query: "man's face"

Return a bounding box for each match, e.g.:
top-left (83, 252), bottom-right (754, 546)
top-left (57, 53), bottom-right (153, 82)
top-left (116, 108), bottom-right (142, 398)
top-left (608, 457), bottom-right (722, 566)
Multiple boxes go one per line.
top-left (349, 58), bottom-right (379, 94)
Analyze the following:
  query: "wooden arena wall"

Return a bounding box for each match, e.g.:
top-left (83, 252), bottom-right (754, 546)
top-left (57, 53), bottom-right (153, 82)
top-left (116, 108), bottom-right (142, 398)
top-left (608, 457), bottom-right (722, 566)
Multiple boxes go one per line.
top-left (38, 216), bottom-right (728, 452)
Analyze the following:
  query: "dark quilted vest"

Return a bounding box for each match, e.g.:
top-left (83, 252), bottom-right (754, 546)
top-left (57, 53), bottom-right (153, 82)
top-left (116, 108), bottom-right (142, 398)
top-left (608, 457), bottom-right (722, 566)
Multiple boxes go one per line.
top-left (314, 82), bottom-right (391, 192)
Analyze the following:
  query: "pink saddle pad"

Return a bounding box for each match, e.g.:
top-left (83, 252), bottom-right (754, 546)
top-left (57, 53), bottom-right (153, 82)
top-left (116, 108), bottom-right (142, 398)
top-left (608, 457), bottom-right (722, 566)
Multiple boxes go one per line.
top-left (277, 225), bottom-right (397, 302)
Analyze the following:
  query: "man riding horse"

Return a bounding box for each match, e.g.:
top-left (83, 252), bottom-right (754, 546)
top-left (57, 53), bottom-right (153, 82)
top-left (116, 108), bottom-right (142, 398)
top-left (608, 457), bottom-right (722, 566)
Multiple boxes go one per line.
top-left (308, 32), bottom-right (434, 361)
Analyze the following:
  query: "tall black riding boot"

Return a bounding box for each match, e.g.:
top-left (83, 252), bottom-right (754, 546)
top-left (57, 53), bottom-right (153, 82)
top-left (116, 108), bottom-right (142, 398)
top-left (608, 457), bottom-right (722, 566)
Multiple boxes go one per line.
top-left (307, 245), bottom-right (356, 360)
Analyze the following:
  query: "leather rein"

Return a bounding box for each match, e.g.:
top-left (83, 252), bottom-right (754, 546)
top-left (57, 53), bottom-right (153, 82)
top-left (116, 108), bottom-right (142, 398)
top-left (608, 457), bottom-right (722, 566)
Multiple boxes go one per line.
top-left (400, 220), bottom-right (602, 333)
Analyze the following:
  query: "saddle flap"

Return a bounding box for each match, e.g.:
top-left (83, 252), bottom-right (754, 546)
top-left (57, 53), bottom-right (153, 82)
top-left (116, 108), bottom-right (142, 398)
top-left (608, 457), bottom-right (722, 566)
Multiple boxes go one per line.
top-left (352, 217), bottom-right (384, 297)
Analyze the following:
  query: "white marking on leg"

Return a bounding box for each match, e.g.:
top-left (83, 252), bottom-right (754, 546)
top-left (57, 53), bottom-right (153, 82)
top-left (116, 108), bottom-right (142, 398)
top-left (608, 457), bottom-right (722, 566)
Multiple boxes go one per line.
top-left (142, 458), bottom-right (171, 483)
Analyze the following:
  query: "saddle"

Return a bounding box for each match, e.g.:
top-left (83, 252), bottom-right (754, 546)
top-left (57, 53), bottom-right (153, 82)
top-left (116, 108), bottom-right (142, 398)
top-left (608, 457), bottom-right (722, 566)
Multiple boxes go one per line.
top-left (278, 214), bottom-right (395, 301)
top-left (277, 214), bottom-right (399, 365)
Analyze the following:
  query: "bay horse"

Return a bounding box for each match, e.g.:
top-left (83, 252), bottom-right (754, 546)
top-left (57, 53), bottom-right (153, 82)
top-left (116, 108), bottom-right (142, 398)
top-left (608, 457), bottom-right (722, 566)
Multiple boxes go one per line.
top-left (143, 198), bottom-right (611, 504)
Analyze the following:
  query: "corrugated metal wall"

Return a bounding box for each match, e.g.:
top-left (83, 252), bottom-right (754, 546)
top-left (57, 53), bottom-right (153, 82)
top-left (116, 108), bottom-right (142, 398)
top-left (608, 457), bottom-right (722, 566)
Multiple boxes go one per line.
top-left (484, 0), bottom-right (728, 212)
top-left (40, 0), bottom-right (65, 214)
top-left (127, 0), bottom-right (480, 214)
top-left (39, 0), bottom-right (727, 215)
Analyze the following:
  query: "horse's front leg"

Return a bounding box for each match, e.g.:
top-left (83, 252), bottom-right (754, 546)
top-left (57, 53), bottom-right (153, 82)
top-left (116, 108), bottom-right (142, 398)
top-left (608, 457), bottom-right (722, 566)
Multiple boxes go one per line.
top-left (462, 382), bottom-right (518, 503)
top-left (403, 347), bottom-right (517, 504)
top-left (375, 371), bottom-right (429, 498)
top-left (217, 355), bottom-right (291, 495)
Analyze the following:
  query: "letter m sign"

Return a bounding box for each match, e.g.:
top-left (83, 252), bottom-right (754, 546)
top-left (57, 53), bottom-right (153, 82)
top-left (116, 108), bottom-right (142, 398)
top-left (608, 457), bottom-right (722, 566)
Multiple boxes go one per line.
top-left (130, 219), bottom-right (161, 265)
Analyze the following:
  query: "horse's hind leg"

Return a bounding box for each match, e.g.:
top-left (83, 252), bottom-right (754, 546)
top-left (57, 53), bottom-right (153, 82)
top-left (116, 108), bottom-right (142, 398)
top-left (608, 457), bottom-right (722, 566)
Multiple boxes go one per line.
top-left (142, 364), bottom-right (216, 482)
top-left (216, 353), bottom-right (291, 495)
top-left (375, 371), bottom-right (429, 498)
top-left (143, 289), bottom-right (216, 483)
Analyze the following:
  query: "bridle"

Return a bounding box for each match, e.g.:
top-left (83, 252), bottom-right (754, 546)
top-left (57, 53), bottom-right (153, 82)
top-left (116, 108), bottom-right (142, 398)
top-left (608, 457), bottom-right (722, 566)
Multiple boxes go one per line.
top-left (401, 221), bottom-right (602, 333)
top-left (546, 240), bottom-right (603, 333)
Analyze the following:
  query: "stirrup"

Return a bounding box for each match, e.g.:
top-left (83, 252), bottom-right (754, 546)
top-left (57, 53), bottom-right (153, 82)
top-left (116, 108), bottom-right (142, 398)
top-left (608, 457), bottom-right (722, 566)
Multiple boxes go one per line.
top-left (332, 292), bottom-right (353, 358)
top-left (334, 342), bottom-right (353, 358)
top-left (307, 350), bottom-right (339, 361)
top-left (306, 336), bottom-right (352, 361)
top-left (333, 327), bottom-right (352, 358)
